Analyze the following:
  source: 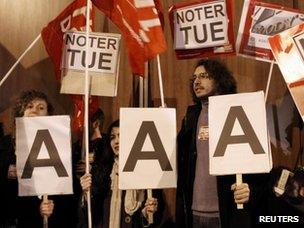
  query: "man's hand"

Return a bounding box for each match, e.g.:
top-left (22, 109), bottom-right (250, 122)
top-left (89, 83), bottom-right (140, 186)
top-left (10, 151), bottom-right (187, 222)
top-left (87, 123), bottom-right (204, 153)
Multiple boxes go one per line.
top-left (80, 173), bottom-right (92, 192)
top-left (231, 183), bottom-right (250, 204)
top-left (142, 197), bottom-right (158, 219)
top-left (40, 199), bottom-right (54, 218)
top-left (7, 164), bottom-right (17, 179)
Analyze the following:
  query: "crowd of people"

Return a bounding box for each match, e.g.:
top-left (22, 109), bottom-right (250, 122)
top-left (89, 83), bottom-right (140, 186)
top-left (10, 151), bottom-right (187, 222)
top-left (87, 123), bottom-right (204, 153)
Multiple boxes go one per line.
top-left (0, 59), bottom-right (304, 228)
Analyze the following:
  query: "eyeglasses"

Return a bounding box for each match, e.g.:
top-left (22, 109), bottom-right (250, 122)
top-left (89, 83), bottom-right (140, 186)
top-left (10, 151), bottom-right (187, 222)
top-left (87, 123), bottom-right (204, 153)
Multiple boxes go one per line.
top-left (191, 72), bottom-right (212, 82)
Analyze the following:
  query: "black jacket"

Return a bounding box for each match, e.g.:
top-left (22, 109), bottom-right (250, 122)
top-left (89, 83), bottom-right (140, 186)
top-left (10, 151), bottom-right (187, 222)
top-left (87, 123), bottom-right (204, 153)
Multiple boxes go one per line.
top-left (176, 104), bottom-right (269, 228)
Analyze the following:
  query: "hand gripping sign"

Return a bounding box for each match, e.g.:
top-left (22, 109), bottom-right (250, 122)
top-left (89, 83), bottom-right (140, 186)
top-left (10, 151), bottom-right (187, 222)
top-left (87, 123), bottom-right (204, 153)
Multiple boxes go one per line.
top-left (269, 22), bottom-right (304, 122)
top-left (16, 116), bottom-right (73, 196)
top-left (119, 108), bottom-right (176, 190)
top-left (209, 91), bottom-right (272, 176)
top-left (236, 0), bottom-right (304, 62)
top-left (169, 0), bottom-right (235, 59)
top-left (60, 31), bottom-right (121, 97)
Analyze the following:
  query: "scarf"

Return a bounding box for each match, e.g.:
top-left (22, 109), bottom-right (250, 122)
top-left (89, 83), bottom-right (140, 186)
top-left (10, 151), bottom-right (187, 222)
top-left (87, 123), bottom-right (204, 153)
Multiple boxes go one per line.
top-left (109, 158), bottom-right (145, 228)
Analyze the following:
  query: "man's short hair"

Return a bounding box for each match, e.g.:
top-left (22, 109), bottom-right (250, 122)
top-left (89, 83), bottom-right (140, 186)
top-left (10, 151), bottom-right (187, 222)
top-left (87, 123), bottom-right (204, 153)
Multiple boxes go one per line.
top-left (90, 108), bottom-right (105, 125)
top-left (13, 90), bottom-right (54, 118)
top-left (191, 59), bottom-right (237, 103)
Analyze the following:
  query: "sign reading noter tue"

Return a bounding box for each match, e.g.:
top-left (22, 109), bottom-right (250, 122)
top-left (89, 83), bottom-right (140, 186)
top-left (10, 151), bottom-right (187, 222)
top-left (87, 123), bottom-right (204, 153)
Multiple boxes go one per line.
top-left (61, 31), bottom-right (121, 97)
top-left (209, 91), bottom-right (272, 175)
top-left (174, 0), bottom-right (228, 50)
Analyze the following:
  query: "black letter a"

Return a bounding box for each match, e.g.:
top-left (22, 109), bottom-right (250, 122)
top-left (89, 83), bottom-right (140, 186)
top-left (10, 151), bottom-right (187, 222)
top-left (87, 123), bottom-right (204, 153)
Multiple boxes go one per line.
top-left (21, 129), bottom-right (68, 179)
top-left (123, 121), bottom-right (173, 172)
top-left (213, 106), bottom-right (266, 157)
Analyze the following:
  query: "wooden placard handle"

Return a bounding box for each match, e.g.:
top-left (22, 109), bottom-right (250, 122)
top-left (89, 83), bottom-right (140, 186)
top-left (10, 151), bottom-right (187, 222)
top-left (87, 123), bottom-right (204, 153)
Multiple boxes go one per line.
top-left (236, 174), bottom-right (244, 209)
top-left (147, 189), bottom-right (154, 224)
top-left (43, 195), bottom-right (48, 228)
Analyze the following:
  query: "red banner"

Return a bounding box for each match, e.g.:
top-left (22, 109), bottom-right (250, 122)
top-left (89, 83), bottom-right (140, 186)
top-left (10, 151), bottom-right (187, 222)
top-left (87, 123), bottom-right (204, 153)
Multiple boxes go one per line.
top-left (168, 0), bottom-right (235, 59)
top-left (237, 0), bottom-right (304, 62)
top-left (41, 0), bottom-right (98, 132)
top-left (92, 0), bottom-right (167, 76)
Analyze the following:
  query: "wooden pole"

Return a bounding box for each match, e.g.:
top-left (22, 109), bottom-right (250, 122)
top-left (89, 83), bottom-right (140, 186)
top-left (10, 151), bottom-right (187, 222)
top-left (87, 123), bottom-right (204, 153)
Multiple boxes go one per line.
top-left (0, 34), bottom-right (41, 88)
top-left (84, 1), bottom-right (92, 227)
top-left (147, 189), bottom-right (154, 224)
top-left (43, 195), bottom-right (48, 228)
top-left (236, 174), bottom-right (244, 209)
top-left (264, 61), bottom-right (275, 102)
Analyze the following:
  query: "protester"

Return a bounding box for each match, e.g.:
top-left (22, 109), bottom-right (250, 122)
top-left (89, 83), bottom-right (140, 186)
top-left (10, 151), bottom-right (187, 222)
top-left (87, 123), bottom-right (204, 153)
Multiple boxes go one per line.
top-left (0, 122), bottom-right (18, 227)
top-left (8, 90), bottom-right (78, 227)
top-left (74, 108), bottom-right (107, 177)
top-left (80, 120), bottom-right (162, 227)
top-left (175, 59), bottom-right (269, 228)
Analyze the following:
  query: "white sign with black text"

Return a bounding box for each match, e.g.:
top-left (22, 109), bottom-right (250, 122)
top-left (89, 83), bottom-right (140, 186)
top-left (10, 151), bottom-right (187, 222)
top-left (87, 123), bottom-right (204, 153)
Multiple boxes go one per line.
top-left (119, 108), bottom-right (177, 189)
top-left (61, 31), bottom-right (121, 97)
top-left (174, 0), bottom-right (228, 50)
top-left (16, 115), bottom-right (73, 196)
top-left (209, 91), bottom-right (272, 175)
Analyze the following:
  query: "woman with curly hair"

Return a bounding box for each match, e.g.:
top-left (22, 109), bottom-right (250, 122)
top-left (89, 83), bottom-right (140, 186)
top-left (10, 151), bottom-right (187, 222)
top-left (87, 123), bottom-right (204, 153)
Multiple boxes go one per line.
top-left (6, 90), bottom-right (78, 228)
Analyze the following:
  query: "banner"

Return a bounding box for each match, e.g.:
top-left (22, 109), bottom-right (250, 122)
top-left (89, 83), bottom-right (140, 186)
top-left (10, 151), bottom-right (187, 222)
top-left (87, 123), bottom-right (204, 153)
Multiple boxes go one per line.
top-left (169, 0), bottom-right (235, 59)
top-left (60, 31), bottom-right (121, 96)
top-left (119, 108), bottom-right (177, 189)
top-left (92, 0), bottom-right (167, 76)
top-left (41, 0), bottom-right (98, 132)
top-left (236, 0), bottom-right (304, 61)
top-left (209, 91), bottom-right (272, 175)
top-left (269, 22), bottom-right (304, 122)
top-left (16, 116), bottom-right (73, 196)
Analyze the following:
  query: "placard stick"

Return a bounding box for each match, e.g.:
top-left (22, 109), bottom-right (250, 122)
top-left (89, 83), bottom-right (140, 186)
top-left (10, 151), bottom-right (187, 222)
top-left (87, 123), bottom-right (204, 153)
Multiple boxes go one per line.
top-left (156, 55), bottom-right (165, 108)
top-left (147, 189), bottom-right (154, 224)
top-left (84, 1), bottom-right (92, 227)
top-left (264, 60), bottom-right (275, 102)
top-left (0, 34), bottom-right (41, 87)
top-left (43, 195), bottom-right (48, 228)
top-left (236, 174), bottom-right (244, 209)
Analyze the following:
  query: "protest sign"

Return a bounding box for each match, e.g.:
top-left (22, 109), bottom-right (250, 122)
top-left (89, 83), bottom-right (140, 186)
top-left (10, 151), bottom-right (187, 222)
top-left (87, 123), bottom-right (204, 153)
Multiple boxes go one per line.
top-left (60, 31), bottom-right (121, 96)
top-left (209, 91), bottom-right (272, 175)
top-left (269, 22), bottom-right (304, 121)
top-left (169, 0), bottom-right (235, 59)
top-left (119, 108), bottom-right (176, 189)
top-left (16, 116), bottom-right (72, 196)
top-left (237, 0), bottom-right (304, 61)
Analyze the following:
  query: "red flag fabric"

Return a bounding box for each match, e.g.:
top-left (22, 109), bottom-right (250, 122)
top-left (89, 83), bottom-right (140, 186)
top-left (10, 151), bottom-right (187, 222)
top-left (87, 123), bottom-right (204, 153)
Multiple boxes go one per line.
top-left (92, 0), bottom-right (167, 76)
top-left (41, 0), bottom-right (98, 132)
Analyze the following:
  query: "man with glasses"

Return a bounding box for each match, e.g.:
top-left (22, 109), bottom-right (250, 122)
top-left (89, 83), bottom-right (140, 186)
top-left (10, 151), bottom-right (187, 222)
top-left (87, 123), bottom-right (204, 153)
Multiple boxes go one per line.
top-left (176, 59), bottom-right (267, 228)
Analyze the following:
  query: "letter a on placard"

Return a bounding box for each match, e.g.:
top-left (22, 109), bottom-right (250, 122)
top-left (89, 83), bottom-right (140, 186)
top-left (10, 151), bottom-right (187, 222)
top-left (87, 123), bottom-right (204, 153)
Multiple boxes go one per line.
top-left (213, 106), bottom-right (266, 157)
top-left (123, 121), bottom-right (173, 172)
top-left (21, 129), bottom-right (68, 179)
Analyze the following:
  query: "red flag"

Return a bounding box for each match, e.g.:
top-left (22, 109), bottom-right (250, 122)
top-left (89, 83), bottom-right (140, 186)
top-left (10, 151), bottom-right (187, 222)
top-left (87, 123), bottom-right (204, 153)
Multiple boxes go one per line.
top-left (92, 0), bottom-right (167, 76)
top-left (41, 0), bottom-right (98, 132)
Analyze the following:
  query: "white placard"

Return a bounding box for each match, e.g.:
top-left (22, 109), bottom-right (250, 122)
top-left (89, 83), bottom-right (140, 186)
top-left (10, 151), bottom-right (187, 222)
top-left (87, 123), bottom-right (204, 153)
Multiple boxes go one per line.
top-left (60, 31), bottom-right (121, 97)
top-left (16, 115), bottom-right (73, 196)
top-left (209, 91), bottom-right (272, 175)
top-left (174, 0), bottom-right (228, 50)
top-left (119, 108), bottom-right (177, 189)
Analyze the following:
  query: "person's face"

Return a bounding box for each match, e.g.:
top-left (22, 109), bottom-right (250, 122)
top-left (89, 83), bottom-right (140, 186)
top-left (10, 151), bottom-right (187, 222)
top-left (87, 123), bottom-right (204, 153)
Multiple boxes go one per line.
top-left (23, 98), bottom-right (48, 117)
top-left (110, 127), bottom-right (119, 156)
top-left (192, 65), bottom-right (216, 100)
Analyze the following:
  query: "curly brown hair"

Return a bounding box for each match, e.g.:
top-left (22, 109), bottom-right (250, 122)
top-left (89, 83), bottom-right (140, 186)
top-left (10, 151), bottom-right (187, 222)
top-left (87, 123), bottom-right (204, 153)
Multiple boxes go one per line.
top-left (13, 90), bottom-right (54, 118)
top-left (191, 59), bottom-right (237, 104)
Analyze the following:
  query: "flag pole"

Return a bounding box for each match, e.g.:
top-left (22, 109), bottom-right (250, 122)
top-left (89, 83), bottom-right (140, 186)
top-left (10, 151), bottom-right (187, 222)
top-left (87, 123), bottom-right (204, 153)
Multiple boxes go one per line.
top-left (0, 34), bottom-right (41, 88)
top-left (265, 60), bottom-right (275, 102)
top-left (84, 1), bottom-right (92, 228)
top-left (156, 55), bottom-right (165, 108)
